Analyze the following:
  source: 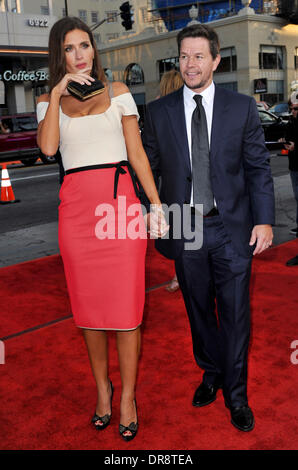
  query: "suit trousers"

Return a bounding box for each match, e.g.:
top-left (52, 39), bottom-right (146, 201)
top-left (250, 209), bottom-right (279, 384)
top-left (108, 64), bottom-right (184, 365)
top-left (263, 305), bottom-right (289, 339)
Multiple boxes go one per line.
top-left (175, 213), bottom-right (252, 408)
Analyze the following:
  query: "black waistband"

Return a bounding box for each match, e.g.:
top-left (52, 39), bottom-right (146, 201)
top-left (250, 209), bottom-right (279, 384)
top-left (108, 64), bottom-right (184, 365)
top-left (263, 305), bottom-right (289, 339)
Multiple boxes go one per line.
top-left (65, 160), bottom-right (140, 199)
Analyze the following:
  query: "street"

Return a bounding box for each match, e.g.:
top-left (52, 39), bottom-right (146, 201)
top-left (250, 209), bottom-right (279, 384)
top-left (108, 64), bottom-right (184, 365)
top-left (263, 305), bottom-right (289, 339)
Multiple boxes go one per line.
top-left (0, 162), bottom-right (60, 233)
top-left (0, 152), bottom-right (297, 267)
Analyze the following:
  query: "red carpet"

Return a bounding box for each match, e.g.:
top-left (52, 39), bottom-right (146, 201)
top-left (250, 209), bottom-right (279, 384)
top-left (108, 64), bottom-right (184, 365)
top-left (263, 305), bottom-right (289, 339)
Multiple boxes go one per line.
top-left (0, 239), bottom-right (298, 450)
top-left (0, 239), bottom-right (174, 339)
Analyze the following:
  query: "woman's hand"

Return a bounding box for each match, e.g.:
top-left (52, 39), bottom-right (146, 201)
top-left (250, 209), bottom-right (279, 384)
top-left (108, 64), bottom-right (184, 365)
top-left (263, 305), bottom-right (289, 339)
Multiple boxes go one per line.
top-left (51, 68), bottom-right (95, 97)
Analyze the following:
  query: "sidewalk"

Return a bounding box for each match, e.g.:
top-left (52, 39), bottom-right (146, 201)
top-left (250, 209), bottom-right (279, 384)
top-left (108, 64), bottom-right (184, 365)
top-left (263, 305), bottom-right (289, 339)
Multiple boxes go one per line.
top-left (0, 222), bottom-right (59, 267)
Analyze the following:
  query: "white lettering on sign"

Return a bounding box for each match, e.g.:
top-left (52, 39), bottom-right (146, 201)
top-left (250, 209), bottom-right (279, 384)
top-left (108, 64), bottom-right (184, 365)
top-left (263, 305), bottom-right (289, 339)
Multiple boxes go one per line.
top-left (28, 18), bottom-right (49, 27)
top-left (2, 70), bottom-right (49, 82)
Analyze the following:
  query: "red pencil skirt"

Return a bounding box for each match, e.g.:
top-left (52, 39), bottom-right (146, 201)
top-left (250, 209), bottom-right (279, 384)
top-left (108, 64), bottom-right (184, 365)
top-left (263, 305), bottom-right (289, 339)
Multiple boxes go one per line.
top-left (58, 162), bottom-right (147, 330)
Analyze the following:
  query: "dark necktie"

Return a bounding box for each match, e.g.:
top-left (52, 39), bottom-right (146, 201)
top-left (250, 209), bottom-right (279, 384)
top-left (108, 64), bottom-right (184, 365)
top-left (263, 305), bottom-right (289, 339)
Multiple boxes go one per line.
top-left (191, 94), bottom-right (214, 215)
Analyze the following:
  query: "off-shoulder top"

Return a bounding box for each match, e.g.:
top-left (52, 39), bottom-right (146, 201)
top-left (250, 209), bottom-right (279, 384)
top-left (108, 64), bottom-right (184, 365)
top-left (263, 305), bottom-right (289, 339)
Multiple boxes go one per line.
top-left (36, 92), bottom-right (139, 171)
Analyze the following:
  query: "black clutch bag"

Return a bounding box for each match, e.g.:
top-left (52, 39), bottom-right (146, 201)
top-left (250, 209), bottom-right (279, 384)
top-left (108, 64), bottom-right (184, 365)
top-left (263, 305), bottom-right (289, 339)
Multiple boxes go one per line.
top-left (67, 78), bottom-right (105, 101)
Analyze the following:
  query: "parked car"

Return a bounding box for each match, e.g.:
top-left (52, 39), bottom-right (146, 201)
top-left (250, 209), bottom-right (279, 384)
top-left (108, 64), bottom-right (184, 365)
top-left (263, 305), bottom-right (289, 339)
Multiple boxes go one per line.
top-left (256, 101), bottom-right (270, 110)
top-left (258, 109), bottom-right (288, 150)
top-left (268, 102), bottom-right (291, 121)
top-left (0, 113), bottom-right (57, 166)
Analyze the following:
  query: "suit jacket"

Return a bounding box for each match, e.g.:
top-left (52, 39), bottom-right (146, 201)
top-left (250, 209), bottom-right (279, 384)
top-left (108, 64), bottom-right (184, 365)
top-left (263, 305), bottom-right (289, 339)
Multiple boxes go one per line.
top-left (142, 85), bottom-right (275, 259)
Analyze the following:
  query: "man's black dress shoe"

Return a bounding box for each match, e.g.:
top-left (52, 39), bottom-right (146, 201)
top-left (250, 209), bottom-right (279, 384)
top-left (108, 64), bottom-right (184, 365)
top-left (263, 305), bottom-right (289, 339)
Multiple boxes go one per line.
top-left (286, 255), bottom-right (298, 266)
top-left (229, 406), bottom-right (254, 432)
top-left (192, 382), bottom-right (221, 407)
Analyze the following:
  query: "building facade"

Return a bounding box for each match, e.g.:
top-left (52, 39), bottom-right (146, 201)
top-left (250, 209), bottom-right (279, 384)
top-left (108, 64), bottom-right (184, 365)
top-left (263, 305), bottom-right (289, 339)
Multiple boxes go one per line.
top-left (100, 8), bottom-right (298, 110)
top-left (0, 1), bottom-right (297, 117)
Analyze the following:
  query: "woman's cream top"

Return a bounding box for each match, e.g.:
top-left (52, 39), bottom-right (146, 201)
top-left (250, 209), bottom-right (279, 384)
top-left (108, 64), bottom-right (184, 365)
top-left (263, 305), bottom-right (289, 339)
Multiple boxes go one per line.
top-left (36, 92), bottom-right (139, 171)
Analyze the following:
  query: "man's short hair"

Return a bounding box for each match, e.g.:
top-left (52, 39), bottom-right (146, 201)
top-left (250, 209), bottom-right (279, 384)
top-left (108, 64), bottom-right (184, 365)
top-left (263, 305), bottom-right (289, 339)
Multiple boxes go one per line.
top-left (177, 24), bottom-right (220, 60)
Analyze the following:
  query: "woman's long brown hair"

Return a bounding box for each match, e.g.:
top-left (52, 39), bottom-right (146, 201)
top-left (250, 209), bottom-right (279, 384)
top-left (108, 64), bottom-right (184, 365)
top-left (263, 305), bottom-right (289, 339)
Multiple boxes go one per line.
top-left (48, 16), bottom-right (106, 92)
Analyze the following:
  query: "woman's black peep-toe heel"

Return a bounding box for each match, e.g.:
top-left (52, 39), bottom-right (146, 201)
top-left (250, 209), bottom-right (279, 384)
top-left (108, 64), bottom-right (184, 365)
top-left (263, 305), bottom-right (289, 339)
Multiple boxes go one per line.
top-left (119, 399), bottom-right (138, 442)
top-left (91, 380), bottom-right (114, 431)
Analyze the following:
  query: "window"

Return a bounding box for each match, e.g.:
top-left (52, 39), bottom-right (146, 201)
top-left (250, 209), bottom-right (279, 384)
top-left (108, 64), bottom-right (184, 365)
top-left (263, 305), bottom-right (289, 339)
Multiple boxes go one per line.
top-left (215, 82), bottom-right (238, 92)
top-left (260, 79), bottom-right (284, 105)
top-left (40, 6), bottom-right (49, 15)
top-left (91, 11), bottom-right (99, 23)
top-left (78, 10), bottom-right (87, 23)
top-left (258, 110), bottom-right (278, 124)
top-left (0, 0), bottom-right (20, 12)
top-left (158, 57), bottom-right (179, 80)
top-left (10, 0), bottom-right (17, 12)
top-left (41, 0), bottom-right (49, 15)
top-left (215, 47), bottom-right (236, 74)
top-left (15, 116), bottom-right (37, 131)
top-left (106, 11), bottom-right (118, 23)
top-left (259, 46), bottom-right (284, 70)
top-left (0, 118), bottom-right (13, 133)
top-left (124, 64), bottom-right (144, 86)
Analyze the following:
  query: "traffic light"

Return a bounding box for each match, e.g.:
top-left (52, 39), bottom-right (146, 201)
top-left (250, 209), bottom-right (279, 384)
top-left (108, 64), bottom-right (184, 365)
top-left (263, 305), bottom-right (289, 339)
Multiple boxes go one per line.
top-left (119, 2), bottom-right (134, 31)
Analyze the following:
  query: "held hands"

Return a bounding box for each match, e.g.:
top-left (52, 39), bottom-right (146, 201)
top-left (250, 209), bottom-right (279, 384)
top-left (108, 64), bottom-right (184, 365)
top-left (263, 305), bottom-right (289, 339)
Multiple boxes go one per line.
top-left (52, 67), bottom-right (95, 97)
top-left (145, 205), bottom-right (170, 239)
top-left (249, 224), bottom-right (273, 255)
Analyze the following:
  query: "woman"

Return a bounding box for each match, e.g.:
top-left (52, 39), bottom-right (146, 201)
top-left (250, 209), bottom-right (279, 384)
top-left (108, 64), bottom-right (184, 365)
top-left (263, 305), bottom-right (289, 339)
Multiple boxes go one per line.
top-left (37, 17), bottom-right (167, 442)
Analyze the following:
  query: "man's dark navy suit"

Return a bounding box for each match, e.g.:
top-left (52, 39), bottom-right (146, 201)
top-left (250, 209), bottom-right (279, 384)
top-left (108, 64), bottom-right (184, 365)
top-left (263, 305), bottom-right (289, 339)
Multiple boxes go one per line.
top-left (142, 85), bottom-right (275, 408)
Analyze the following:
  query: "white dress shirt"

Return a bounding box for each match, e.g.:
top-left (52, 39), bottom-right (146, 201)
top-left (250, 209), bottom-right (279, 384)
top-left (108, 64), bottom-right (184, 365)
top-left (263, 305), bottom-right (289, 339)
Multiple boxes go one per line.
top-left (183, 81), bottom-right (215, 206)
top-left (36, 93), bottom-right (139, 171)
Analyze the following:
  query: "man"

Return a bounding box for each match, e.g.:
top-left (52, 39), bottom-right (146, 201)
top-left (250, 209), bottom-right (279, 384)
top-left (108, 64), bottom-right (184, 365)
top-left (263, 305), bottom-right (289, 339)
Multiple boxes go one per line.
top-left (142, 24), bottom-right (275, 432)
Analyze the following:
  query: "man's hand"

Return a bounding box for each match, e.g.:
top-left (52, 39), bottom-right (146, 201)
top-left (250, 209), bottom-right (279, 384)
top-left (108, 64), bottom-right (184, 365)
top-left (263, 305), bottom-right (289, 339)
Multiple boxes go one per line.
top-left (249, 224), bottom-right (273, 255)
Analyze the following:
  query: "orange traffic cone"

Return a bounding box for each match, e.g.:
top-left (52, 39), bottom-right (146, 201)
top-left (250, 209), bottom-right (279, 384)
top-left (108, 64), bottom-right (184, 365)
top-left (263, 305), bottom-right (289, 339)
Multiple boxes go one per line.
top-left (0, 164), bottom-right (20, 204)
